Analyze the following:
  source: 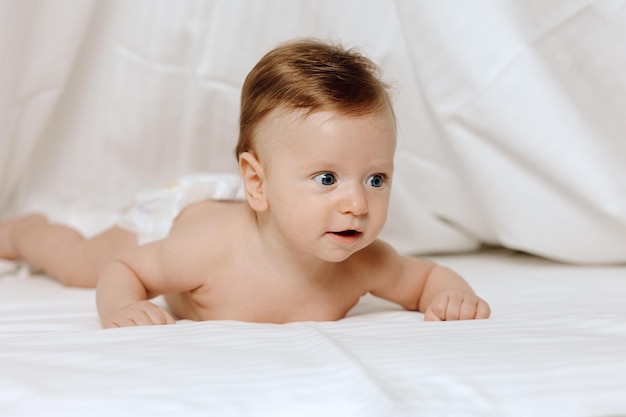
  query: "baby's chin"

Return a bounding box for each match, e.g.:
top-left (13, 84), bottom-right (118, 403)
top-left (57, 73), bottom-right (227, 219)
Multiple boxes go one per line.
top-left (318, 241), bottom-right (374, 263)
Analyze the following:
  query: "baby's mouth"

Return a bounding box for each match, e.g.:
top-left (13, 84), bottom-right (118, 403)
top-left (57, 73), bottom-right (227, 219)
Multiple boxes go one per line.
top-left (336, 230), bottom-right (358, 236)
top-left (331, 230), bottom-right (362, 238)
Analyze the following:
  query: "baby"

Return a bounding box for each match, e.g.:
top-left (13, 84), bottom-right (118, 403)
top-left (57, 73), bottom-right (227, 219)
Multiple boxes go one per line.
top-left (0, 39), bottom-right (490, 328)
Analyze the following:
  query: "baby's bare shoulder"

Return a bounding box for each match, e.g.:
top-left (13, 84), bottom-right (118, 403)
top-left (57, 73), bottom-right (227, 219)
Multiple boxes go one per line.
top-left (163, 201), bottom-right (252, 261)
top-left (128, 201), bottom-right (253, 292)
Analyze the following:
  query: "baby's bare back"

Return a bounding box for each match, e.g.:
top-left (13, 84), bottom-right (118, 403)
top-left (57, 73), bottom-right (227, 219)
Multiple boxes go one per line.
top-left (161, 201), bottom-right (369, 323)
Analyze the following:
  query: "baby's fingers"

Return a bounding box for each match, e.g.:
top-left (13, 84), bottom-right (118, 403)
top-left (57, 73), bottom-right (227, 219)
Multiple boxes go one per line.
top-left (140, 303), bottom-right (176, 326)
top-left (458, 297), bottom-right (491, 320)
top-left (455, 296), bottom-right (490, 320)
top-left (424, 292), bottom-right (491, 321)
top-left (475, 299), bottom-right (491, 319)
top-left (423, 293), bottom-right (452, 321)
top-left (103, 302), bottom-right (176, 328)
top-left (459, 298), bottom-right (480, 320)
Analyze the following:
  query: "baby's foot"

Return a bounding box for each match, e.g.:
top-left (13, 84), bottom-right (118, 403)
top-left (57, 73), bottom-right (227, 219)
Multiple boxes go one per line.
top-left (0, 214), bottom-right (48, 260)
top-left (0, 214), bottom-right (46, 260)
top-left (0, 219), bottom-right (19, 259)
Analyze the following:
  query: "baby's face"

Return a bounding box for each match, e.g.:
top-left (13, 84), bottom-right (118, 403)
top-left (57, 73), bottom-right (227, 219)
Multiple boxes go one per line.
top-left (254, 106), bottom-right (396, 262)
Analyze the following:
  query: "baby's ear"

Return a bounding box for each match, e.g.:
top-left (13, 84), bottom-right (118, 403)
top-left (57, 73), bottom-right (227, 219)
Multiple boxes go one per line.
top-left (239, 152), bottom-right (269, 212)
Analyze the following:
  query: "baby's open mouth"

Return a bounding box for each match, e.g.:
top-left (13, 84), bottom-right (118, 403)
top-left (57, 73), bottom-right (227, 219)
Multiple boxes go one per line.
top-left (332, 230), bottom-right (361, 237)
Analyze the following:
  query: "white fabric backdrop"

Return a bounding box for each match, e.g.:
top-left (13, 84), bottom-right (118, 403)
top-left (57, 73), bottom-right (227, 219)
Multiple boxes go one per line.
top-left (1, 0), bottom-right (625, 263)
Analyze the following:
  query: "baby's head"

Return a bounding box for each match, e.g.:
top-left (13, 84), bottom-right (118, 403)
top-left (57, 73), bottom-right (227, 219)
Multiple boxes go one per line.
top-left (235, 39), bottom-right (395, 159)
top-left (235, 39), bottom-right (397, 262)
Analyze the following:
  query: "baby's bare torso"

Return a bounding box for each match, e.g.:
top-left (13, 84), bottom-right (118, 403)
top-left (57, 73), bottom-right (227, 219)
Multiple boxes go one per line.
top-left (160, 201), bottom-right (369, 323)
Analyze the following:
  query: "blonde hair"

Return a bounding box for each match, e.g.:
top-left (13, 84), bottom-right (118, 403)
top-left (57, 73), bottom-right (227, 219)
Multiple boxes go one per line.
top-left (235, 39), bottom-right (393, 159)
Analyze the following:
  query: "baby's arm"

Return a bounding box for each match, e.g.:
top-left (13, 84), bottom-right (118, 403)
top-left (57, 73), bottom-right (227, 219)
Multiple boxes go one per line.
top-left (366, 241), bottom-right (490, 321)
top-left (96, 258), bottom-right (176, 328)
top-left (96, 237), bottom-right (202, 328)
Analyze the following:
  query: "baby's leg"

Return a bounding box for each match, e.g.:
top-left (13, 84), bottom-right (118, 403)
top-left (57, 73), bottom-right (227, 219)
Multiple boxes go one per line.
top-left (0, 214), bottom-right (136, 287)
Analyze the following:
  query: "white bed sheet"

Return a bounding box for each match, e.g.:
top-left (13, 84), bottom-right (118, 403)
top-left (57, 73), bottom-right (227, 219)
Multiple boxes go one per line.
top-left (1, 249), bottom-right (625, 417)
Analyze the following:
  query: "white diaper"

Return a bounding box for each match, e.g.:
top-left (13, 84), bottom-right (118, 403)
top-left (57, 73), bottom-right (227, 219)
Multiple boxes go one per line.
top-left (117, 173), bottom-right (245, 245)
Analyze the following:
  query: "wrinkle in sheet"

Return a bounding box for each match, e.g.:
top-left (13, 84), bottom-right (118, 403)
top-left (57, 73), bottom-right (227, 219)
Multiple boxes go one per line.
top-left (306, 323), bottom-right (405, 415)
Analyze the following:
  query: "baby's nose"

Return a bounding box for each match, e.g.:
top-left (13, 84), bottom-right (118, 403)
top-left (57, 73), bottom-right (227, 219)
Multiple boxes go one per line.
top-left (339, 184), bottom-right (368, 216)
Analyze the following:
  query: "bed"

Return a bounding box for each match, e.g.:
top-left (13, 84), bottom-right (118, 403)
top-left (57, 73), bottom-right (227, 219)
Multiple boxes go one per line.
top-left (2, 1), bottom-right (626, 416)
top-left (2, 249), bottom-right (626, 416)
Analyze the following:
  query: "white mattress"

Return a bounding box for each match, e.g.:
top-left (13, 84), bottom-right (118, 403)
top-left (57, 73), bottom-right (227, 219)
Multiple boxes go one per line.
top-left (2, 249), bottom-right (625, 417)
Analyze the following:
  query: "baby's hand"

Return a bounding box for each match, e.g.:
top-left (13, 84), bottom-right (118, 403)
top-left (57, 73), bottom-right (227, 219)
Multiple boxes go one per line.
top-left (423, 290), bottom-right (490, 321)
top-left (101, 300), bottom-right (176, 329)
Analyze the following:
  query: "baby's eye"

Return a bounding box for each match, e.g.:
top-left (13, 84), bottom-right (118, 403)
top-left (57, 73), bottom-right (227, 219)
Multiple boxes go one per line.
top-left (366, 174), bottom-right (385, 188)
top-left (313, 173), bottom-right (337, 186)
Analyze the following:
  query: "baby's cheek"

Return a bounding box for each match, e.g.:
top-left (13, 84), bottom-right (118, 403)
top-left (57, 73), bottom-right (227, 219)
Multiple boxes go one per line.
top-left (373, 206), bottom-right (390, 234)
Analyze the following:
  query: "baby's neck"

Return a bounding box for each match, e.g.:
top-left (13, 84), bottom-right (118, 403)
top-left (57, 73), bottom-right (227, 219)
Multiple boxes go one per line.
top-left (252, 219), bottom-right (337, 285)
